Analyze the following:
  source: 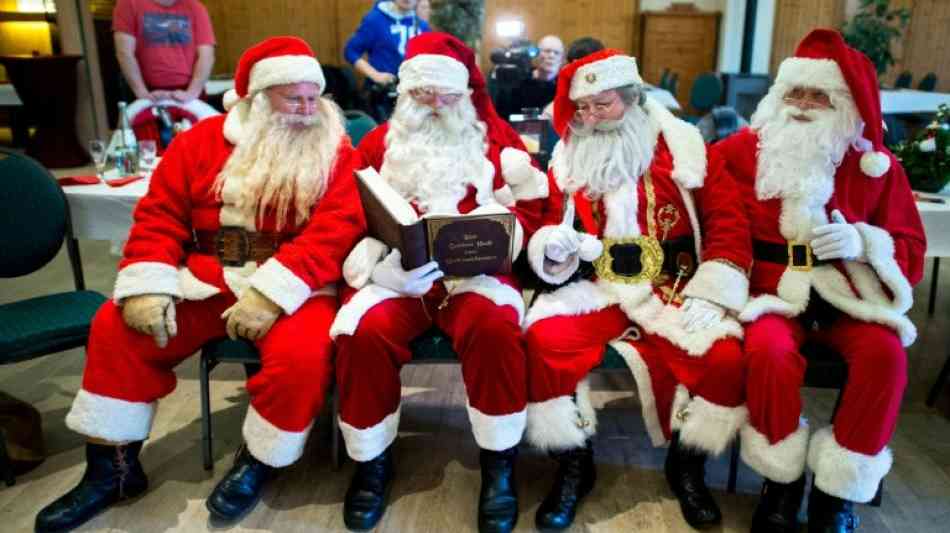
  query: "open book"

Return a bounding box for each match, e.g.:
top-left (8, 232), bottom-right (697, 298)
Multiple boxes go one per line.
top-left (355, 167), bottom-right (516, 278)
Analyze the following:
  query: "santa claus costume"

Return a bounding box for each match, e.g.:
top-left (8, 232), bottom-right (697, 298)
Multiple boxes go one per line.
top-left (329, 33), bottom-right (549, 533)
top-left (35, 37), bottom-right (363, 533)
top-left (715, 29), bottom-right (926, 533)
top-left (522, 49), bottom-right (753, 530)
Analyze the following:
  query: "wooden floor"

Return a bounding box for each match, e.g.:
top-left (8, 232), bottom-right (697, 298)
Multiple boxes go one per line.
top-left (2, 240), bottom-right (950, 532)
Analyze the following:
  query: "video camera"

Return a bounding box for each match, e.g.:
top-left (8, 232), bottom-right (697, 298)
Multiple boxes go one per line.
top-left (490, 39), bottom-right (539, 88)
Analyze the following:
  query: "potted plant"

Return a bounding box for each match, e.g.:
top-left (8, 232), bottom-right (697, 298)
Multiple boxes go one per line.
top-left (893, 104), bottom-right (950, 192)
top-left (841, 0), bottom-right (910, 78)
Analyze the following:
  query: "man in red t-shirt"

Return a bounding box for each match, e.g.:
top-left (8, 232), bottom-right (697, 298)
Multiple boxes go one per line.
top-left (113, 0), bottom-right (215, 102)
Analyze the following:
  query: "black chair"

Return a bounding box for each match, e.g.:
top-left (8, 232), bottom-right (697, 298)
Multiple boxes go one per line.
top-left (918, 73), bottom-right (938, 92)
top-left (686, 73), bottom-right (723, 123)
top-left (894, 71), bottom-right (913, 89)
top-left (0, 148), bottom-right (107, 485)
top-left (727, 343), bottom-right (883, 507)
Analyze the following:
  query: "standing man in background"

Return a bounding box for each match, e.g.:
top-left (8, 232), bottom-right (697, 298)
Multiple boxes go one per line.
top-left (113, 0), bottom-right (215, 103)
top-left (344, 0), bottom-right (429, 121)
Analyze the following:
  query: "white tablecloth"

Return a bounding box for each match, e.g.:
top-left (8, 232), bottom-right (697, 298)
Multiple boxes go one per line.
top-left (914, 191), bottom-right (950, 258)
top-left (63, 177), bottom-right (149, 241)
top-left (0, 83), bottom-right (22, 106)
top-left (881, 89), bottom-right (950, 115)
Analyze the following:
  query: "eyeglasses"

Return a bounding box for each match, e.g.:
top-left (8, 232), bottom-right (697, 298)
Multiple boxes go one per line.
top-left (783, 87), bottom-right (834, 111)
top-left (574, 93), bottom-right (623, 119)
top-left (409, 87), bottom-right (464, 105)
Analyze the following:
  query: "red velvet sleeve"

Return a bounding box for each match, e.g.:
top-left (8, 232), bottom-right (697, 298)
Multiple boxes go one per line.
top-left (693, 148), bottom-right (753, 271)
top-left (870, 157), bottom-right (927, 286)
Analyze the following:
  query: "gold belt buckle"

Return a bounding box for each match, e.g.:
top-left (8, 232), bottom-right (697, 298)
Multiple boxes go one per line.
top-left (593, 236), bottom-right (664, 284)
top-left (787, 240), bottom-right (813, 272)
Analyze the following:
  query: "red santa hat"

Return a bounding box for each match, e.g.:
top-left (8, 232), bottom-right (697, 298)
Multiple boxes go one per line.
top-left (396, 32), bottom-right (527, 151)
top-left (222, 36), bottom-right (326, 144)
top-left (775, 28), bottom-right (891, 177)
top-left (552, 49), bottom-right (643, 137)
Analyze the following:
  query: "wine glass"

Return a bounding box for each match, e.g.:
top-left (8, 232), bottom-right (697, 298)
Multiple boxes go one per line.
top-left (138, 140), bottom-right (157, 175)
top-left (89, 139), bottom-right (107, 179)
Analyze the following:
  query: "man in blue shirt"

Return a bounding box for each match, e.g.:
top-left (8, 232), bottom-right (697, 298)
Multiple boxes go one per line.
top-left (345, 0), bottom-right (430, 120)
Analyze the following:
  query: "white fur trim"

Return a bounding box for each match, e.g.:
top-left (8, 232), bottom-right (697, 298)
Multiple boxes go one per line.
top-left (248, 55), bottom-right (326, 96)
top-left (525, 379), bottom-right (597, 452)
top-left (644, 98), bottom-right (707, 189)
top-left (243, 404), bottom-right (312, 467)
top-left (494, 184), bottom-right (516, 207)
top-left (343, 237), bottom-right (390, 289)
top-left (449, 275), bottom-right (526, 324)
top-left (330, 284), bottom-right (401, 339)
top-left (677, 183), bottom-right (704, 258)
top-left (526, 225), bottom-right (582, 286)
top-left (808, 426), bottom-right (892, 503)
top-left (340, 407), bottom-right (401, 462)
top-left (860, 151), bottom-right (890, 178)
top-left (178, 266), bottom-right (221, 300)
top-left (740, 420), bottom-right (809, 483)
top-left (223, 99), bottom-right (251, 145)
top-left (611, 340), bottom-right (666, 446)
top-left (624, 293), bottom-right (744, 356)
top-left (397, 53), bottom-right (469, 94)
top-left (673, 394), bottom-right (748, 457)
top-left (524, 279), bottom-right (615, 330)
top-left (466, 404), bottom-right (526, 451)
top-left (500, 148), bottom-right (550, 201)
top-left (775, 57), bottom-right (848, 94)
top-left (682, 260), bottom-right (750, 313)
top-left (222, 89), bottom-right (240, 111)
top-left (113, 261), bottom-right (182, 303)
top-left (248, 258), bottom-right (313, 315)
top-left (65, 389), bottom-right (156, 443)
top-left (569, 55), bottom-right (643, 100)
top-left (222, 262), bottom-right (257, 298)
top-left (854, 222), bottom-right (913, 314)
top-left (602, 179), bottom-right (640, 238)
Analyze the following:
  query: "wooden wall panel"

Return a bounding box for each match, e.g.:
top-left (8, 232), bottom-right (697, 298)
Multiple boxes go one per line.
top-left (888, 0), bottom-right (950, 92)
top-left (770, 0), bottom-right (845, 74)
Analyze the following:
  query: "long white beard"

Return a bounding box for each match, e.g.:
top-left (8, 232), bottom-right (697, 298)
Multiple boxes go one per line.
top-left (380, 95), bottom-right (491, 214)
top-left (751, 84), bottom-right (861, 206)
top-left (556, 105), bottom-right (658, 197)
top-left (214, 93), bottom-right (344, 230)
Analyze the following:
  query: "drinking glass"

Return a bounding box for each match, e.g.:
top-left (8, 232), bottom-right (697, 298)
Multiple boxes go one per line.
top-left (138, 140), bottom-right (157, 175)
top-left (89, 139), bottom-right (107, 178)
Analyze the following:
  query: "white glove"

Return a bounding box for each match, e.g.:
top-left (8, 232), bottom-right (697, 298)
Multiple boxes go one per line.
top-left (680, 297), bottom-right (726, 333)
top-left (221, 287), bottom-right (282, 341)
top-left (371, 250), bottom-right (444, 296)
top-left (545, 199), bottom-right (582, 262)
top-left (812, 209), bottom-right (865, 261)
top-left (121, 294), bottom-right (177, 348)
top-left (499, 147), bottom-right (534, 185)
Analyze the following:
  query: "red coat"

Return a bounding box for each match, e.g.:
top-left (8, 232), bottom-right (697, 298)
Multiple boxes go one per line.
top-left (113, 114), bottom-right (364, 315)
top-left (715, 128), bottom-right (926, 345)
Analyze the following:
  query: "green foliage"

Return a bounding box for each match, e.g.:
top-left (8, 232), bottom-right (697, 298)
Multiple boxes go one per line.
top-left (430, 0), bottom-right (485, 50)
top-left (893, 104), bottom-right (950, 192)
top-left (841, 0), bottom-right (910, 77)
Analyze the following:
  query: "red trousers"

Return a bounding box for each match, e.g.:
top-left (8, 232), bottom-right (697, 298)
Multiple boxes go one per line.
top-left (65, 293), bottom-right (337, 467)
top-left (524, 304), bottom-right (746, 455)
top-left (335, 283), bottom-right (526, 461)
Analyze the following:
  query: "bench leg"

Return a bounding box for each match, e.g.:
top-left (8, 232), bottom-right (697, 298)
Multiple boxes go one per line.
top-left (727, 439), bottom-right (739, 493)
top-left (332, 388), bottom-right (344, 471)
top-left (927, 351), bottom-right (950, 407)
top-left (929, 258), bottom-right (940, 316)
top-left (199, 353), bottom-right (214, 471)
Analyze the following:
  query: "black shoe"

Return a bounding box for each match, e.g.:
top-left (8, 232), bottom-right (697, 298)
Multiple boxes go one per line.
top-left (665, 431), bottom-right (722, 530)
top-left (344, 446), bottom-right (394, 531)
top-left (478, 447), bottom-right (519, 533)
top-left (535, 441), bottom-right (596, 531)
top-left (35, 441), bottom-right (148, 533)
top-left (808, 486), bottom-right (859, 533)
top-left (205, 444), bottom-right (274, 523)
top-left (751, 476), bottom-right (806, 533)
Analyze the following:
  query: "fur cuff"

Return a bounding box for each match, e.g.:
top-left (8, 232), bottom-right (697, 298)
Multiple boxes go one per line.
top-left (343, 237), bottom-right (389, 289)
top-left (808, 426), bottom-right (892, 503)
top-left (500, 148), bottom-right (550, 201)
top-left (523, 280), bottom-right (615, 330)
top-left (527, 225), bottom-right (582, 285)
top-left (330, 283), bottom-right (401, 339)
top-left (740, 420), bottom-right (809, 483)
top-left (339, 408), bottom-right (401, 462)
top-left (113, 261), bottom-right (182, 303)
top-left (672, 392), bottom-right (747, 456)
top-left (249, 258), bottom-right (312, 315)
top-left (682, 260), bottom-right (750, 313)
top-left (449, 275), bottom-right (526, 324)
top-left (65, 389), bottom-right (155, 442)
top-left (525, 379), bottom-right (597, 452)
top-left (853, 222), bottom-right (914, 314)
top-left (467, 404), bottom-right (526, 451)
top-left (243, 404), bottom-right (312, 467)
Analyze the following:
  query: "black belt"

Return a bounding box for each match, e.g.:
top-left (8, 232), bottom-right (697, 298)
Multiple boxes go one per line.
top-left (753, 240), bottom-right (829, 271)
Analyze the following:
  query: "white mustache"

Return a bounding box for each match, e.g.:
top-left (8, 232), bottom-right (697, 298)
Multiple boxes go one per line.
top-left (275, 113), bottom-right (319, 127)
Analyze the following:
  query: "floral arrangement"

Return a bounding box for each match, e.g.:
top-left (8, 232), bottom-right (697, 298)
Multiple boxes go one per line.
top-left (894, 104), bottom-right (950, 192)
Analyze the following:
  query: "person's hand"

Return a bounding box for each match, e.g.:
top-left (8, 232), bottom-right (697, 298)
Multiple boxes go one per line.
top-left (372, 72), bottom-right (397, 85)
top-left (812, 209), bottom-right (865, 261)
top-left (122, 294), bottom-right (177, 348)
top-left (221, 287), bottom-right (282, 341)
top-left (371, 250), bottom-right (443, 296)
top-left (545, 200), bottom-right (580, 262)
top-left (680, 297), bottom-right (726, 333)
top-left (147, 90), bottom-right (173, 101)
top-left (171, 89), bottom-right (199, 102)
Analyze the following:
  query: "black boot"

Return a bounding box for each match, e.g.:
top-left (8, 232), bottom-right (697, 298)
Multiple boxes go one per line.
top-left (206, 444), bottom-right (274, 523)
top-left (478, 447), bottom-right (519, 533)
top-left (808, 486), bottom-right (859, 533)
top-left (751, 476), bottom-right (806, 533)
top-left (344, 445), bottom-right (394, 531)
top-left (35, 441), bottom-right (148, 533)
top-left (665, 431), bottom-right (722, 530)
top-left (535, 441), bottom-right (596, 531)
